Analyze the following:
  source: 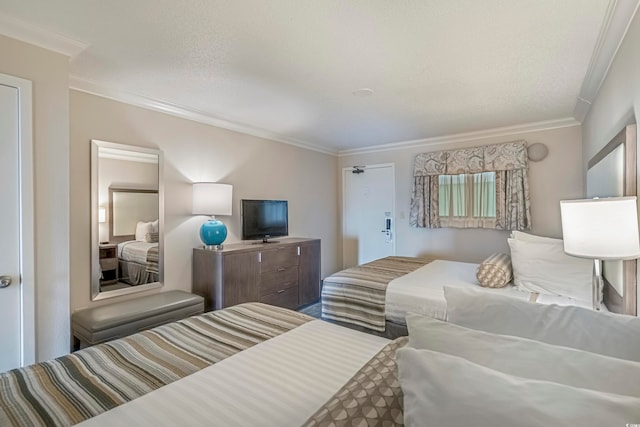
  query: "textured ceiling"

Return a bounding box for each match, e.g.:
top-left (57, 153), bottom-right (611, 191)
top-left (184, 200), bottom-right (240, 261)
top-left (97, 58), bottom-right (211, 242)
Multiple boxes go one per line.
top-left (0, 0), bottom-right (625, 152)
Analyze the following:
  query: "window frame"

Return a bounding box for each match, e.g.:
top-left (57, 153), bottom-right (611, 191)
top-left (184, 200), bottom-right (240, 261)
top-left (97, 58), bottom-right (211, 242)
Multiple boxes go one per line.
top-left (438, 171), bottom-right (497, 228)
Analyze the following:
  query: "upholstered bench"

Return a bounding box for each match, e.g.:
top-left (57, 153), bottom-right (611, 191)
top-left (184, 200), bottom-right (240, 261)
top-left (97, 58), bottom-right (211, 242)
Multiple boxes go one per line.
top-left (71, 290), bottom-right (204, 351)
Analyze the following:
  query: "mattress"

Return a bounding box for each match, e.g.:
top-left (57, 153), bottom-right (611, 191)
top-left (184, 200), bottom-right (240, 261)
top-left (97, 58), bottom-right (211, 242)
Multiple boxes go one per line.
top-left (385, 259), bottom-right (597, 324)
top-left (77, 320), bottom-right (389, 427)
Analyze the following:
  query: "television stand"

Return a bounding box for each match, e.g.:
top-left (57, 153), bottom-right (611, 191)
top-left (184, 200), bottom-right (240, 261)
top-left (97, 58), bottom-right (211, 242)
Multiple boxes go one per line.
top-left (192, 237), bottom-right (321, 311)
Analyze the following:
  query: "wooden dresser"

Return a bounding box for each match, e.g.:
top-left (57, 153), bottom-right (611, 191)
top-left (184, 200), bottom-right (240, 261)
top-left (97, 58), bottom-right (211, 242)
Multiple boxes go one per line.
top-left (192, 237), bottom-right (321, 311)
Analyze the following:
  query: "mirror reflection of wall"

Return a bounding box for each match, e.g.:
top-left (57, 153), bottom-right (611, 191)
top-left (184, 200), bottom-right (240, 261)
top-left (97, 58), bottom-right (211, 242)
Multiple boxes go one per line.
top-left (92, 140), bottom-right (163, 301)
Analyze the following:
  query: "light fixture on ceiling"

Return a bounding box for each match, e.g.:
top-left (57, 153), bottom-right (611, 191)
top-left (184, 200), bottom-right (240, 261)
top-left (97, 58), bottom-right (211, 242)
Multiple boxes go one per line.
top-left (352, 88), bottom-right (374, 97)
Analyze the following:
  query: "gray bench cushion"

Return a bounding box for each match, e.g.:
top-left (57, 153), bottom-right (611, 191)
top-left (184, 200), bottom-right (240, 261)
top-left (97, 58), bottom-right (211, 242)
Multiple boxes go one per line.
top-left (72, 291), bottom-right (204, 346)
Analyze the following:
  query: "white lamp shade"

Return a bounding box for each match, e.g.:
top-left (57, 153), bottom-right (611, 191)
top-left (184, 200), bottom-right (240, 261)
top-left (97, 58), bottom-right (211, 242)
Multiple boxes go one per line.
top-left (98, 207), bottom-right (106, 223)
top-left (560, 196), bottom-right (640, 260)
top-left (192, 183), bottom-right (233, 216)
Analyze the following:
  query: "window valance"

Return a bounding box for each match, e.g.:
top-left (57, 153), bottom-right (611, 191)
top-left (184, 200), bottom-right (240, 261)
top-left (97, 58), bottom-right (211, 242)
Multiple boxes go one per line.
top-left (413, 141), bottom-right (528, 176)
top-left (410, 140), bottom-right (531, 231)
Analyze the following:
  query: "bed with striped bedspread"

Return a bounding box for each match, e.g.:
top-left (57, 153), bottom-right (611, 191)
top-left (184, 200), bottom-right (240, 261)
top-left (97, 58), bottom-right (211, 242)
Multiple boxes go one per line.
top-left (0, 303), bottom-right (312, 427)
top-left (321, 256), bottom-right (432, 332)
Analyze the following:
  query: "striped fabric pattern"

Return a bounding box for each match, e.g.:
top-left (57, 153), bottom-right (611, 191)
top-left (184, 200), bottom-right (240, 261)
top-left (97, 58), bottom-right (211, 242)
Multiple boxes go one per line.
top-left (475, 252), bottom-right (513, 288)
top-left (0, 303), bottom-right (312, 427)
top-left (146, 245), bottom-right (159, 274)
top-left (321, 257), bottom-right (432, 331)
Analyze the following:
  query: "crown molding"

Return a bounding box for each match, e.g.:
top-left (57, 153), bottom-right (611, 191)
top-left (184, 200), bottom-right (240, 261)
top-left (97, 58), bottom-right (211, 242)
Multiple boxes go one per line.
top-left (573, 0), bottom-right (640, 122)
top-left (70, 75), bottom-right (338, 156)
top-left (337, 118), bottom-right (581, 157)
top-left (0, 12), bottom-right (88, 58)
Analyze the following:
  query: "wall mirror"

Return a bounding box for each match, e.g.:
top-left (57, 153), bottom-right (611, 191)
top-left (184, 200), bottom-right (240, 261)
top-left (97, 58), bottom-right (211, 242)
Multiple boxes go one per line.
top-left (91, 140), bottom-right (164, 300)
top-left (586, 124), bottom-right (637, 315)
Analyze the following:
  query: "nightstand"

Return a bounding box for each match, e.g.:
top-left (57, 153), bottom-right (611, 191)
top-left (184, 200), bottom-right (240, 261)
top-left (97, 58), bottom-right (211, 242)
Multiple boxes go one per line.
top-left (99, 243), bottom-right (118, 285)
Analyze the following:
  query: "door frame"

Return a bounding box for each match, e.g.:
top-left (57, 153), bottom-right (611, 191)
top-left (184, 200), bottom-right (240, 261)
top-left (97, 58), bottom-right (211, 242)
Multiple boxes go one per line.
top-left (341, 163), bottom-right (396, 268)
top-left (1, 72), bottom-right (35, 367)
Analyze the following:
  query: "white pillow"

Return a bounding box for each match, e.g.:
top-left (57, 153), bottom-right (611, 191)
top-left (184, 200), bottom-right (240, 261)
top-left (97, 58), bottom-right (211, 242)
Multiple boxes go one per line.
top-left (135, 221), bottom-right (153, 242)
top-left (151, 219), bottom-right (159, 233)
top-left (444, 286), bottom-right (640, 362)
top-left (510, 230), bottom-right (561, 244)
top-left (397, 347), bottom-right (640, 427)
top-left (406, 313), bottom-right (640, 396)
top-left (508, 237), bottom-right (592, 302)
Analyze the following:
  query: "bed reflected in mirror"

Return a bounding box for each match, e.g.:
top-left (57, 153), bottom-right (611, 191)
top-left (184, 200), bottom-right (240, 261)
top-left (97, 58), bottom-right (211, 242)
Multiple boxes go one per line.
top-left (91, 140), bottom-right (164, 300)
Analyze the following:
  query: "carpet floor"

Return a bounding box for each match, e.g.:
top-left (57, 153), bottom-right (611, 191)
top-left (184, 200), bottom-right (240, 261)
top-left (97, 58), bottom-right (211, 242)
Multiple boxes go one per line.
top-left (298, 301), bottom-right (321, 318)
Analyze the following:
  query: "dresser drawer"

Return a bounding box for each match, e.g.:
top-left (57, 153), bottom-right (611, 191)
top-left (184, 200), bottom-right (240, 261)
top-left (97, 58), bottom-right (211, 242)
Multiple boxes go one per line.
top-left (260, 246), bottom-right (299, 272)
top-left (260, 267), bottom-right (298, 296)
top-left (260, 286), bottom-right (298, 310)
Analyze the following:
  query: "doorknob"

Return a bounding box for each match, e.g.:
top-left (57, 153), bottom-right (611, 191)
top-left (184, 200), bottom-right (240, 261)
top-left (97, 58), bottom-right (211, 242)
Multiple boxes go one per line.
top-left (0, 276), bottom-right (12, 288)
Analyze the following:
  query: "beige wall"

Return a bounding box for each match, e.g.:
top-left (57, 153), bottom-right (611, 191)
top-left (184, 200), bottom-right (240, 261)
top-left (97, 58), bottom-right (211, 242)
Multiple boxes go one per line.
top-left (582, 11), bottom-right (640, 314)
top-left (70, 90), bottom-right (339, 312)
top-left (0, 35), bottom-right (70, 361)
top-left (339, 125), bottom-right (584, 263)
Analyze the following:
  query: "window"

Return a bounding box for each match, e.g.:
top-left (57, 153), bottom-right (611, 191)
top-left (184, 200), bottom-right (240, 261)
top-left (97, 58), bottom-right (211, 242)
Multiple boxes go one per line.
top-left (438, 172), bottom-right (496, 227)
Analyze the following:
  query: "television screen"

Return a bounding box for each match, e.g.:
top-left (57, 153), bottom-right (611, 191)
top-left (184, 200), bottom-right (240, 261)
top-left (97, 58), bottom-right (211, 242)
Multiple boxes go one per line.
top-left (242, 199), bottom-right (288, 242)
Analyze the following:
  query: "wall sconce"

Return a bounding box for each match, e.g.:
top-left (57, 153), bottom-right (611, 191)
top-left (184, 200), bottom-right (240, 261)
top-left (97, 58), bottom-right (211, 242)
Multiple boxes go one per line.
top-left (98, 207), bottom-right (106, 223)
top-left (192, 182), bottom-right (233, 250)
top-left (527, 143), bottom-right (549, 162)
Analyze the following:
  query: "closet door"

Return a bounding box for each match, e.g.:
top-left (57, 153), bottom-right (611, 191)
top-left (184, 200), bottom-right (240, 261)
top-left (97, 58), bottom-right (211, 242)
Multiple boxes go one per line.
top-left (0, 74), bottom-right (34, 371)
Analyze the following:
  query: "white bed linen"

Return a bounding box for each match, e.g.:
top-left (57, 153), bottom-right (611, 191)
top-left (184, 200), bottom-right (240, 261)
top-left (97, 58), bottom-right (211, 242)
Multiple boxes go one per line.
top-left (78, 320), bottom-right (389, 427)
top-left (117, 240), bottom-right (156, 264)
top-left (385, 260), bottom-right (594, 324)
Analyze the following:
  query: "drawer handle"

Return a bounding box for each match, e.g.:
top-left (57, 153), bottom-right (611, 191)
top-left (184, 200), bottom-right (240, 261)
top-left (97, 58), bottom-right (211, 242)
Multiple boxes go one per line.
top-left (277, 267), bottom-right (286, 272)
top-left (277, 289), bottom-right (285, 294)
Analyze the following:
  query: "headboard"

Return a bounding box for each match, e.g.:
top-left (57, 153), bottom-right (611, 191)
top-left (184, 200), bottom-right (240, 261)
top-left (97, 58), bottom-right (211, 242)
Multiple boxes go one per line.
top-left (108, 187), bottom-right (159, 244)
top-left (587, 124), bottom-right (637, 315)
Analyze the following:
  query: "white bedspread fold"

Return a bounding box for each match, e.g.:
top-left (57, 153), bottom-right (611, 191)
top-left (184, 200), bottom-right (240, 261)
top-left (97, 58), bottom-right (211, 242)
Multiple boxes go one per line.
top-left (385, 260), bottom-right (597, 324)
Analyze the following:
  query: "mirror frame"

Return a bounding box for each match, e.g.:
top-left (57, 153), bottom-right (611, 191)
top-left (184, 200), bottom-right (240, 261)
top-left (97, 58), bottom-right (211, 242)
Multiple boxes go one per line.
top-left (91, 139), bottom-right (164, 301)
top-left (587, 124), bottom-right (637, 316)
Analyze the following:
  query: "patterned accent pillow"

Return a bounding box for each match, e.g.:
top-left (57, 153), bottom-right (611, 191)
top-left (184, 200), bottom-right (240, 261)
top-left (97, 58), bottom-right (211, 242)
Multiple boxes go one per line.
top-left (476, 253), bottom-right (512, 288)
top-left (145, 231), bottom-right (159, 243)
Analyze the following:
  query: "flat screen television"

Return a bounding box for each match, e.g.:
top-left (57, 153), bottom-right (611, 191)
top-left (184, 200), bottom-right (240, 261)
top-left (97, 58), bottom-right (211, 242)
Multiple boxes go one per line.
top-left (241, 199), bottom-right (289, 243)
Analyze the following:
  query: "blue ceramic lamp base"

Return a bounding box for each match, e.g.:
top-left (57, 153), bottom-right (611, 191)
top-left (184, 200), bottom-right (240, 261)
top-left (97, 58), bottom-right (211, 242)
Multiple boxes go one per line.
top-left (200, 217), bottom-right (228, 250)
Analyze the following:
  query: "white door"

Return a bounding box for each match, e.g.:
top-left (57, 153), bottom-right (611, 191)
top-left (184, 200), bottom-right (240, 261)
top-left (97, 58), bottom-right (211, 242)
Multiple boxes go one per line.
top-left (342, 164), bottom-right (395, 268)
top-left (0, 74), bottom-right (34, 372)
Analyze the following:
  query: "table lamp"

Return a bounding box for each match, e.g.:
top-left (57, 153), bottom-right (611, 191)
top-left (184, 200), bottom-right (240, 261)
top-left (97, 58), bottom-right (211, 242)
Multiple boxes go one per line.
top-left (560, 196), bottom-right (640, 310)
top-left (192, 182), bottom-right (233, 250)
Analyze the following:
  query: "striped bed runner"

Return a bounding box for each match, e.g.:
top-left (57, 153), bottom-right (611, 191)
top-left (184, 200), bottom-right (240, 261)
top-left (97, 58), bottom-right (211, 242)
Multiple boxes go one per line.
top-left (146, 245), bottom-right (159, 275)
top-left (321, 256), bottom-right (432, 332)
top-left (0, 303), bottom-right (312, 427)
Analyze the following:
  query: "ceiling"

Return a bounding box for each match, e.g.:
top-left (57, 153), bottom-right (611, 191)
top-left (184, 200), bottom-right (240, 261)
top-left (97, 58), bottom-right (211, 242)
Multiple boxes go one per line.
top-left (0, 0), bottom-right (637, 154)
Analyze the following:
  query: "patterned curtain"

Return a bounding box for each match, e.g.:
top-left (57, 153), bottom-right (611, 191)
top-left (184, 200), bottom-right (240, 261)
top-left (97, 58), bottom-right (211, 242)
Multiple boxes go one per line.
top-left (410, 175), bottom-right (440, 228)
top-left (495, 169), bottom-right (531, 230)
top-left (409, 140), bottom-right (532, 230)
top-left (409, 150), bottom-right (447, 228)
